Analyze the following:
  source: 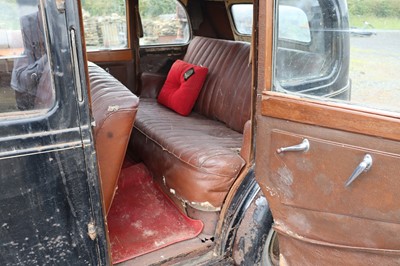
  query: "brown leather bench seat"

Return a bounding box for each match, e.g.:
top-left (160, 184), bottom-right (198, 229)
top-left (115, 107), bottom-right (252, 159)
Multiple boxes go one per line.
top-left (88, 62), bottom-right (139, 214)
top-left (130, 37), bottom-right (251, 211)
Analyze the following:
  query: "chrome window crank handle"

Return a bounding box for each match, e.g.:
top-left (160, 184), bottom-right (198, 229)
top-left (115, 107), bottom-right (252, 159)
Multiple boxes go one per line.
top-left (344, 154), bottom-right (373, 187)
top-left (277, 139), bottom-right (310, 154)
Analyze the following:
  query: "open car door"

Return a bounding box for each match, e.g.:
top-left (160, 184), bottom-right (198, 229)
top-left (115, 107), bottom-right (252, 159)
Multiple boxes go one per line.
top-left (256, 0), bottom-right (400, 264)
top-left (0, 0), bottom-right (107, 264)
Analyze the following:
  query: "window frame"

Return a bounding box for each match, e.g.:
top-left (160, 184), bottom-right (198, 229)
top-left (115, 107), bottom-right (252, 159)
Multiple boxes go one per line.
top-left (229, 3), bottom-right (253, 36)
top-left (84, 0), bottom-right (132, 63)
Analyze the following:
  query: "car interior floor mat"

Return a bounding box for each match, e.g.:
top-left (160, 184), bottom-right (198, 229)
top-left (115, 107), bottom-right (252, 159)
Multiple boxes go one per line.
top-left (107, 163), bottom-right (204, 264)
top-left (121, 154), bottom-right (138, 169)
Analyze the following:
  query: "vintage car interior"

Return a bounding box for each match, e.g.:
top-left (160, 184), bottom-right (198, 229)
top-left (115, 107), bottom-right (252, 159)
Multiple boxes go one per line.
top-left (82, 0), bottom-right (350, 264)
top-left (84, 0), bottom-right (400, 263)
top-left (83, 0), bottom-right (256, 264)
top-left (1, 0), bottom-right (399, 264)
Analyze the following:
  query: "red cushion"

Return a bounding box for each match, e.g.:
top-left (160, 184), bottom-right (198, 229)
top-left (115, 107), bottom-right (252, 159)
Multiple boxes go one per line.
top-left (157, 60), bottom-right (208, 116)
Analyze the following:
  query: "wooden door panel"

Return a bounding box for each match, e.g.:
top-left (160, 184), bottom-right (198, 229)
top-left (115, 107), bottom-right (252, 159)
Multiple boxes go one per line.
top-left (256, 114), bottom-right (400, 263)
top-left (87, 51), bottom-right (136, 92)
top-left (94, 62), bottom-right (134, 89)
top-left (140, 46), bottom-right (187, 74)
top-left (277, 234), bottom-right (400, 265)
top-left (268, 130), bottom-right (400, 224)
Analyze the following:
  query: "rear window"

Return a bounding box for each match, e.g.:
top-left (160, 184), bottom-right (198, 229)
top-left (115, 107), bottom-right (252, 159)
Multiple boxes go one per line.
top-left (231, 4), bottom-right (253, 35)
top-left (279, 6), bottom-right (311, 43)
top-left (139, 0), bottom-right (190, 46)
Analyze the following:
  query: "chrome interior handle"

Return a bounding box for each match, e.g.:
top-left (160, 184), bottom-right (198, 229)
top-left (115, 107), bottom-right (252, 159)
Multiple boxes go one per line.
top-left (277, 139), bottom-right (310, 154)
top-left (344, 154), bottom-right (373, 187)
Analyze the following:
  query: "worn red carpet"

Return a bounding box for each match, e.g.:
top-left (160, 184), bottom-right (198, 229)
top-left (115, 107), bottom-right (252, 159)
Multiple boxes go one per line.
top-left (107, 163), bottom-right (204, 264)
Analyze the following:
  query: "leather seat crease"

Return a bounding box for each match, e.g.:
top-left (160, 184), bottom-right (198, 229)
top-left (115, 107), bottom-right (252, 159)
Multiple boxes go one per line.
top-left (88, 62), bottom-right (139, 214)
top-left (131, 36), bottom-right (251, 211)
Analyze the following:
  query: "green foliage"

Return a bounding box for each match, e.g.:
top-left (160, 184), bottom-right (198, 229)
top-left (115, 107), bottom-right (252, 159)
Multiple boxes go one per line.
top-left (81, 0), bottom-right (177, 19)
top-left (349, 14), bottom-right (400, 29)
top-left (139, 0), bottom-right (177, 18)
top-left (81, 0), bottom-right (125, 16)
top-left (348, 0), bottom-right (400, 18)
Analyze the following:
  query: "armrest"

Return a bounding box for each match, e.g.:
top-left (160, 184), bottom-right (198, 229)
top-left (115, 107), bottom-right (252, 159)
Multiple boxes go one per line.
top-left (139, 72), bottom-right (167, 98)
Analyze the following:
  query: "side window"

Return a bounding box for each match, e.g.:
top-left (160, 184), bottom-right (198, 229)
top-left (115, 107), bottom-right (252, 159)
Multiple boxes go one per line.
top-left (274, 0), bottom-right (340, 97)
top-left (347, 0), bottom-right (400, 112)
top-left (0, 1), bottom-right (54, 116)
top-left (81, 0), bottom-right (128, 51)
top-left (139, 0), bottom-right (190, 46)
top-left (274, 0), bottom-right (400, 114)
top-left (231, 4), bottom-right (253, 35)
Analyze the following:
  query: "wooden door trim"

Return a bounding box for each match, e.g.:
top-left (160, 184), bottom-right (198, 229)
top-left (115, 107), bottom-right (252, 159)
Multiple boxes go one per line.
top-left (261, 92), bottom-right (400, 141)
top-left (86, 49), bottom-right (133, 63)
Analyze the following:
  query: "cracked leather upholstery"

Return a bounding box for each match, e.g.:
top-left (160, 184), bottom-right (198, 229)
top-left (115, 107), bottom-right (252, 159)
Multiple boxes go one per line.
top-left (131, 37), bottom-right (251, 210)
top-left (88, 62), bottom-right (139, 214)
top-left (184, 36), bottom-right (252, 133)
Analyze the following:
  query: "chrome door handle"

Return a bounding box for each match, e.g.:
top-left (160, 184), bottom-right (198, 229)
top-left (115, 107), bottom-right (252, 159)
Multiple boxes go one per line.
top-left (277, 139), bottom-right (310, 154)
top-left (344, 154), bottom-right (373, 187)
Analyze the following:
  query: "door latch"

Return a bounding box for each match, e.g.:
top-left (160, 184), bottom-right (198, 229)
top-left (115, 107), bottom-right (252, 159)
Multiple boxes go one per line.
top-left (277, 139), bottom-right (310, 154)
top-left (344, 154), bottom-right (373, 187)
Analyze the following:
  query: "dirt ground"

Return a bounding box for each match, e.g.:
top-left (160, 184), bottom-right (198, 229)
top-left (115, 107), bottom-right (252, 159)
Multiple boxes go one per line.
top-left (349, 31), bottom-right (400, 113)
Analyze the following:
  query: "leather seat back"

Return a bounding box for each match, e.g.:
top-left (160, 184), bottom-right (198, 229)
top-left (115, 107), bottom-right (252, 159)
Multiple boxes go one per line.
top-left (183, 37), bottom-right (252, 133)
top-left (88, 62), bottom-right (139, 214)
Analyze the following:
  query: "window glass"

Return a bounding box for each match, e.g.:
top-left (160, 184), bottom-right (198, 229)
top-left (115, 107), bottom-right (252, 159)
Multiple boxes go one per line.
top-left (274, 0), bottom-right (400, 114)
top-left (279, 6), bottom-right (311, 43)
top-left (139, 0), bottom-right (190, 46)
top-left (231, 4), bottom-right (253, 35)
top-left (274, 0), bottom-right (337, 95)
top-left (0, 0), bottom-right (54, 115)
top-left (81, 0), bottom-right (127, 51)
top-left (348, 0), bottom-right (400, 112)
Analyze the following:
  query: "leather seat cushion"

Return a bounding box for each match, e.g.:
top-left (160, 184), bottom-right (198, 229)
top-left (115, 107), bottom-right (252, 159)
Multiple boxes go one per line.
top-left (88, 62), bottom-right (139, 214)
top-left (130, 98), bottom-right (245, 210)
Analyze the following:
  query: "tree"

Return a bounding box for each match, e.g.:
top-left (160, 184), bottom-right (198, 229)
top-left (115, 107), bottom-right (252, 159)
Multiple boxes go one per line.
top-left (140, 0), bottom-right (177, 18)
top-left (81, 0), bottom-right (125, 16)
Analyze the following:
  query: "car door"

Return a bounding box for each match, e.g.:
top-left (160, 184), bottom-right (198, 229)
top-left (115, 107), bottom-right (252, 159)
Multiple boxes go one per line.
top-left (256, 0), bottom-right (400, 265)
top-left (0, 0), bottom-right (107, 264)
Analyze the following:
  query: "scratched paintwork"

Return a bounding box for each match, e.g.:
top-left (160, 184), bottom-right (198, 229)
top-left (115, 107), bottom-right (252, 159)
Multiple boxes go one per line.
top-left (0, 0), bottom-right (107, 264)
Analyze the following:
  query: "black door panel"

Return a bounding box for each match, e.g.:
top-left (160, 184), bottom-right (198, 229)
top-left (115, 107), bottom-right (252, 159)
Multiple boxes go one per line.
top-left (0, 0), bottom-right (108, 264)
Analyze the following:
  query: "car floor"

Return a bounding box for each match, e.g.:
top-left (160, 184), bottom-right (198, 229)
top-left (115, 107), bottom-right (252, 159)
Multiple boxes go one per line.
top-left (107, 161), bottom-right (204, 264)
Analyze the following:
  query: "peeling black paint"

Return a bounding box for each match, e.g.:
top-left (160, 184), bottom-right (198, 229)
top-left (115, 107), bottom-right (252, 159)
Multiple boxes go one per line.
top-left (0, 0), bottom-right (107, 264)
top-left (215, 168), bottom-right (273, 265)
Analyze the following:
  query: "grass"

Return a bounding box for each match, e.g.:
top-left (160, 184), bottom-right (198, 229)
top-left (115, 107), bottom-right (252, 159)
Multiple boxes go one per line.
top-left (349, 14), bottom-right (400, 30)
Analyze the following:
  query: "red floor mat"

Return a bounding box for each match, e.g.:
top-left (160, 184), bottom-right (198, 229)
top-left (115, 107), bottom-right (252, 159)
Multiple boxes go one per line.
top-left (121, 155), bottom-right (136, 169)
top-left (107, 163), bottom-right (204, 264)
